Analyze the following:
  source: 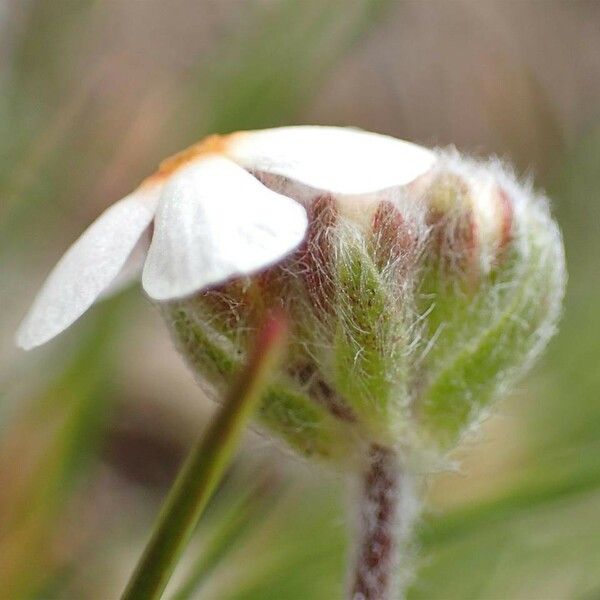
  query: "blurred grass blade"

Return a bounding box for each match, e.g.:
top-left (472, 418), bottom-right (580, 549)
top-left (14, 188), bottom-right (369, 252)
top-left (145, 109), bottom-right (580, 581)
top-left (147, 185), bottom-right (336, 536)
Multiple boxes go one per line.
top-left (121, 314), bottom-right (287, 600)
top-left (220, 484), bottom-right (348, 600)
top-left (0, 0), bottom-right (98, 234)
top-left (172, 469), bottom-right (286, 600)
top-left (180, 0), bottom-right (393, 135)
top-left (0, 296), bottom-right (128, 598)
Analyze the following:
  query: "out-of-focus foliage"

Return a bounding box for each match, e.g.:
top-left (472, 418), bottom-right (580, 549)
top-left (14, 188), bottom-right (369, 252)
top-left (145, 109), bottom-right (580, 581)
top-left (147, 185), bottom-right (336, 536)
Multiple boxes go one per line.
top-left (1, 1), bottom-right (599, 599)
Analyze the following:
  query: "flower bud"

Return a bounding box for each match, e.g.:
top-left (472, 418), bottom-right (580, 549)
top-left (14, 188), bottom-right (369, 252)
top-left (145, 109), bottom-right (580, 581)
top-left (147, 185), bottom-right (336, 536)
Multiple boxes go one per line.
top-left (163, 150), bottom-right (565, 468)
top-left (16, 127), bottom-right (565, 470)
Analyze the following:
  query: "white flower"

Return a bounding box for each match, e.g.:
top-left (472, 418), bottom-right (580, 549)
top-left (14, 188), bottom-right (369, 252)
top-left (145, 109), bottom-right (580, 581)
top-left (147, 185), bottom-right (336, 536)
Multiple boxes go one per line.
top-left (16, 126), bottom-right (435, 350)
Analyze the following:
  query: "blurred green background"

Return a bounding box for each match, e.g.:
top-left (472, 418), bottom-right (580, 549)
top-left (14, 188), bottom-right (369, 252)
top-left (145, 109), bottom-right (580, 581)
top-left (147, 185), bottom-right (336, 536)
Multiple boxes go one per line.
top-left (1, 1), bottom-right (600, 598)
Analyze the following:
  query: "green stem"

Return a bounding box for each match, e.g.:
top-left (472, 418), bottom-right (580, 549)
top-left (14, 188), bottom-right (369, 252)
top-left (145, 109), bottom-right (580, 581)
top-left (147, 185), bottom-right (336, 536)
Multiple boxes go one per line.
top-left (121, 314), bottom-right (287, 600)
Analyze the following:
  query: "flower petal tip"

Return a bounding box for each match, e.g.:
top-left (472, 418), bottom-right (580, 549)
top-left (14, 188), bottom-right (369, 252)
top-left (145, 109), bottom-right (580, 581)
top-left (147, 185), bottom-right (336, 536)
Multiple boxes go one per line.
top-left (15, 189), bottom-right (158, 350)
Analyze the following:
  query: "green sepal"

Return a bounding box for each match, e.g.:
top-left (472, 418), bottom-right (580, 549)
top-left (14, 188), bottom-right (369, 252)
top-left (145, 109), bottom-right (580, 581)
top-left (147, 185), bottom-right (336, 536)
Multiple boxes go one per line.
top-left (166, 303), bottom-right (355, 463)
top-left (332, 241), bottom-right (408, 442)
top-left (418, 214), bottom-right (563, 448)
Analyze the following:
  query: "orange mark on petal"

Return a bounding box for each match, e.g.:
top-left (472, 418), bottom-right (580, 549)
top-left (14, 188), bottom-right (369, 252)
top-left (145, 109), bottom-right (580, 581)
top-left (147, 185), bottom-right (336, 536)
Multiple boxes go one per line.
top-left (142, 131), bottom-right (246, 186)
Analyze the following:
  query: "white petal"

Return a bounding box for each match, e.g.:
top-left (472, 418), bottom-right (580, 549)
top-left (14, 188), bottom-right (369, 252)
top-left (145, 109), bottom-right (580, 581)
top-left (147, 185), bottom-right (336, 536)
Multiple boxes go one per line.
top-left (98, 226), bottom-right (152, 300)
top-left (16, 187), bottom-right (159, 350)
top-left (142, 156), bottom-right (307, 301)
top-left (227, 126), bottom-right (436, 195)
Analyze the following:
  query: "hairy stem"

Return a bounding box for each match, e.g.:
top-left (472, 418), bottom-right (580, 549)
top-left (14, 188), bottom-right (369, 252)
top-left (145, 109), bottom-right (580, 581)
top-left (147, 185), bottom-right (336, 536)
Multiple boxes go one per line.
top-left (350, 444), bottom-right (417, 600)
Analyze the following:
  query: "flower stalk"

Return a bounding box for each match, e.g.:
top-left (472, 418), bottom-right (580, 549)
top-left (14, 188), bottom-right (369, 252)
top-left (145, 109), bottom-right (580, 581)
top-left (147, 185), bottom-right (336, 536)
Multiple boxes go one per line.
top-left (121, 313), bottom-right (287, 600)
top-left (350, 445), bottom-right (417, 600)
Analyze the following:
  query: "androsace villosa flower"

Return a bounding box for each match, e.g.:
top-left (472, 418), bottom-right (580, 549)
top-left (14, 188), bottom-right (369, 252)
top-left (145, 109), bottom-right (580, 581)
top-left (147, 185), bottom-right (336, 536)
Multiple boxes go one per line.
top-left (16, 126), bottom-right (565, 599)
